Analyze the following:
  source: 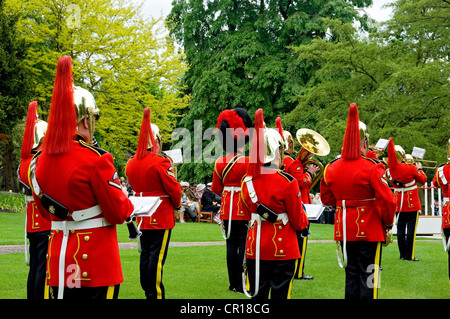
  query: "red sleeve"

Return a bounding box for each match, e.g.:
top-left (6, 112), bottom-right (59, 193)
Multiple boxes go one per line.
top-left (319, 167), bottom-right (337, 207)
top-left (285, 180), bottom-right (309, 231)
top-left (91, 153), bottom-right (134, 225)
top-left (285, 159), bottom-right (312, 190)
top-left (414, 167), bottom-right (428, 185)
top-left (158, 159), bottom-right (182, 209)
top-left (370, 163), bottom-right (396, 227)
top-left (211, 161), bottom-right (224, 195)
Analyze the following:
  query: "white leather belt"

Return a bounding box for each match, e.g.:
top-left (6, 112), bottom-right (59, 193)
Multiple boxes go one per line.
top-left (250, 212), bottom-right (289, 226)
top-left (394, 181), bottom-right (417, 214)
top-left (393, 180), bottom-right (417, 192)
top-left (71, 205), bottom-right (103, 221)
top-left (223, 186), bottom-right (241, 192)
top-left (221, 186), bottom-right (241, 240)
top-left (51, 215), bottom-right (110, 299)
top-left (25, 195), bottom-right (34, 202)
top-left (51, 217), bottom-right (111, 232)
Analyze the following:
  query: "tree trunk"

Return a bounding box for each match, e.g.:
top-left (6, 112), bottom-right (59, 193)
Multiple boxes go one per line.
top-left (1, 137), bottom-right (18, 192)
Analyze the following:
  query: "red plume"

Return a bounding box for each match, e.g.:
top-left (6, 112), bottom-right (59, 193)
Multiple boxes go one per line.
top-left (275, 117), bottom-right (283, 137)
top-left (341, 103), bottom-right (361, 160)
top-left (136, 108), bottom-right (157, 159)
top-left (387, 137), bottom-right (397, 168)
top-left (42, 56), bottom-right (76, 155)
top-left (216, 109), bottom-right (249, 141)
top-left (20, 101), bottom-right (38, 160)
top-left (247, 108), bottom-right (265, 178)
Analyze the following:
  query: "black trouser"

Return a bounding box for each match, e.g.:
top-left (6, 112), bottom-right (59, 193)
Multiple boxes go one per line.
top-left (396, 211), bottom-right (419, 260)
top-left (27, 230), bottom-right (50, 299)
top-left (47, 285), bottom-right (120, 299)
top-left (343, 241), bottom-right (382, 299)
top-left (294, 226), bottom-right (310, 278)
top-left (139, 229), bottom-right (171, 299)
top-left (444, 228), bottom-right (450, 280)
top-left (246, 259), bottom-right (297, 300)
top-left (223, 220), bottom-right (247, 292)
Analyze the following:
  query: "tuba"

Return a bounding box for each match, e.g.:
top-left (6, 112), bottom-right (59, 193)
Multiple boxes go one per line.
top-left (295, 128), bottom-right (330, 189)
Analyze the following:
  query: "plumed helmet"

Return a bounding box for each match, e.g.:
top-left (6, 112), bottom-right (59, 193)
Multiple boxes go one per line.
top-left (359, 121), bottom-right (369, 144)
top-left (341, 103), bottom-right (361, 161)
top-left (395, 145), bottom-right (406, 162)
top-left (151, 123), bottom-right (161, 145)
top-left (216, 108), bottom-right (252, 153)
top-left (74, 86), bottom-right (99, 123)
top-left (33, 120), bottom-right (48, 149)
top-left (264, 127), bottom-right (285, 164)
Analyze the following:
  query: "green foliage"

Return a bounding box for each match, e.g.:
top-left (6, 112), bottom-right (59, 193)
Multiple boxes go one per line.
top-left (284, 0), bottom-right (449, 164)
top-left (5, 0), bottom-right (189, 177)
top-left (0, 192), bottom-right (25, 214)
top-left (168, 0), bottom-right (373, 182)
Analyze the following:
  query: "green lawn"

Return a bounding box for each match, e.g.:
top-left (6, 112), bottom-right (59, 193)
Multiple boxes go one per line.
top-left (1, 212), bottom-right (449, 299)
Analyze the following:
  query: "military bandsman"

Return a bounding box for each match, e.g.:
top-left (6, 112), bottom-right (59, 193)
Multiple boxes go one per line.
top-left (211, 108), bottom-right (253, 293)
top-left (29, 56), bottom-right (134, 299)
top-left (386, 138), bottom-right (427, 261)
top-left (125, 107), bottom-right (182, 299)
top-left (432, 139), bottom-right (450, 283)
top-left (320, 103), bottom-right (396, 299)
top-left (18, 101), bottom-right (51, 299)
top-left (240, 109), bottom-right (309, 299)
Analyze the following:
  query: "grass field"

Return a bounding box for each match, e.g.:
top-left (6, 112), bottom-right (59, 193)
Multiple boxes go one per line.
top-left (1, 212), bottom-right (449, 300)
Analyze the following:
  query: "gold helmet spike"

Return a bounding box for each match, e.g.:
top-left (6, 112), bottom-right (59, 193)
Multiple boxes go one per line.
top-left (394, 145), bottom-right (406, 162)
top-left (264, 127), bottom-right (285, 164)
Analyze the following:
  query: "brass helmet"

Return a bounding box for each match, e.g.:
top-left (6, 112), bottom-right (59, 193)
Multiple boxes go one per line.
top-left (33, 119), bottom-right (48, 149)
top-left (74, 86), bottom-right (99, 140)
top-left (395, 145), bottom-right (406, 162)
top-left (359, 121), bottom-right (369, 144)
top-left (405, 154), bottom-right (414, 165)
top-left (264, 127), bottom-right (285, 164)
top-left (282, 130), bottom-right (294, 151)
top-left (151, 123), bottom-right (162, 148)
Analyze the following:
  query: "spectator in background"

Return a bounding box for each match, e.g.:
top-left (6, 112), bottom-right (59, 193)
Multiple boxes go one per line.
top-left (179, 181), bottom-right (198, 222)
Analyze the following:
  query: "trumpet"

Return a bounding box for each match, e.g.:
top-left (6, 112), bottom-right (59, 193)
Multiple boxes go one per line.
top-left (295, 128), bottom-right (330, 189)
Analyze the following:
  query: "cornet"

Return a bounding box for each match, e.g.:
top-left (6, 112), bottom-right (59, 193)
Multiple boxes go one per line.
top-left (295, 128), bottom-right (330, 189)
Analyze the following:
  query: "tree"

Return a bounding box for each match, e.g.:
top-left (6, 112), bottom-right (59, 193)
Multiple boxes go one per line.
top-left (167, 0), bottom-right (373, 183)
top-left (283, 0), bottom-right (449, 168)
top-left (0, 0), bottom-right (31, 191)
top-left (5, 0), bottom-right (188, 178)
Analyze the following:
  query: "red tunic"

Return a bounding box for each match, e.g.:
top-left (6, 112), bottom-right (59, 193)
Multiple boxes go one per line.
top-left (241, 168), bottom-right (309, 260)
top-left (126, 152), bottom-right (182, 230)
top-left (386, 162), bottom-right (427, 212)
top-left (19, 154), bottom-right (51, 233)
top-left (30, 136), bottom-right (134, 288)
top-left (433, 163), bottom-right (450, 229)
top-left (283, 155), bottom-right (313, 204)
top-left (212, 154), bottom-right (250, 221)
top-left (320, 156), bottom-right (396, 242)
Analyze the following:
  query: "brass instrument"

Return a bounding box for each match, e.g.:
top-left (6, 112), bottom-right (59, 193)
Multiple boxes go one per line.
top-left (295, 128), bottom-right (330, 189)
top-left (412, 158), bottom-right (437, 169)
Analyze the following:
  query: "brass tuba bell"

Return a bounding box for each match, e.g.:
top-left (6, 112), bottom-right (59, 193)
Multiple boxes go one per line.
top-left (295, 128), bottom-right (330, 189)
